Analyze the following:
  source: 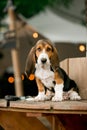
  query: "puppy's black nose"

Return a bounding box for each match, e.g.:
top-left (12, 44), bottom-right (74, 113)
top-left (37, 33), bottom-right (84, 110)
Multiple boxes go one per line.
top-left (41, 58), bottom-right (47, 64)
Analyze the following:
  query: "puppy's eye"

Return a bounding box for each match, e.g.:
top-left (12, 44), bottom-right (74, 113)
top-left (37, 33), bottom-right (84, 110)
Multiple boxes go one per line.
top-left (46, 47), bottom-right (51, 52)
top-left (37, 47), bottom-right (41, 52)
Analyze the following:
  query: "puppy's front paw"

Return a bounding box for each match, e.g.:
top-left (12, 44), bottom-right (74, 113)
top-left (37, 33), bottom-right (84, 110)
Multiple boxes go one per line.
top-left (34, 92), bottom-right (49, 101)
top-left (34, 95), bottom-right (47, 101)
top-left (52, 83), bottom-right (64, 101)
top-left (52, 95), bottom-right (63, 102)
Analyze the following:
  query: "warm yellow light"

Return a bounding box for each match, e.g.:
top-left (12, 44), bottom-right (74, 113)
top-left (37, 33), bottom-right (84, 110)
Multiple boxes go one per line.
top-left (29, 74), bottom-right (35, 80)
top-left (8, 76), bottom-right (14, 83)
top-left (33, 32), bottom-right (38, 38)
top-left (79, 45), bottom-right (85, 52)
top-left (21, 74), bottom-right (24, 80)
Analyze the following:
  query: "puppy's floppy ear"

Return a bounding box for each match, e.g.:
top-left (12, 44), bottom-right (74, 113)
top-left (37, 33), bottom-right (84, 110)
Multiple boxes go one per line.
top-left (50, 46), bottom-right (59, 71)
top-left (25, 46), bottom-right (36, 78)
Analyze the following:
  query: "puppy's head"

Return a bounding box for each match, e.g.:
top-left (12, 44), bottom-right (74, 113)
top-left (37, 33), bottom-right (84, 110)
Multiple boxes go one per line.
top-left (25, 39), bottom-right (59, 78)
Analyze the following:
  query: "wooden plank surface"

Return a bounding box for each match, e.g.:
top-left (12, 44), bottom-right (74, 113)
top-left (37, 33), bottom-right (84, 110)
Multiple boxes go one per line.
top-left (10, 100), bottom-right (51, 110)
top-left (9, 100), bottom-right (87, 113)
top-left (0, 99), bottom-right (7, 107)
top-left (52, 100), bottom-right (87, 110)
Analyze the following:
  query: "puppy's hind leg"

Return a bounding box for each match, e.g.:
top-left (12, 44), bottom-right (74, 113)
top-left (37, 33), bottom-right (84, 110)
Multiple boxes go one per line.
top-left (68, 90), bottom-right (81, 100)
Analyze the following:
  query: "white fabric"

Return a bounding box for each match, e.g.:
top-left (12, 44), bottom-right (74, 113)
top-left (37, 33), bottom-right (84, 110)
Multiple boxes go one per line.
top-left (28, 9), bottom-right (87, 43)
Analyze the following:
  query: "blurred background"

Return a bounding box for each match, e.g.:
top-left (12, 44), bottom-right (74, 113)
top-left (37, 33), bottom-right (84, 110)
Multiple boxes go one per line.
top-left (0, 0), bottom-right (87, 98)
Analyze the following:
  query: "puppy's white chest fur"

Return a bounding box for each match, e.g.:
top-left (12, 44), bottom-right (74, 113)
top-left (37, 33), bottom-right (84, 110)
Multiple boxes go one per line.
top-left (35, 65), bottom-right (54, 88)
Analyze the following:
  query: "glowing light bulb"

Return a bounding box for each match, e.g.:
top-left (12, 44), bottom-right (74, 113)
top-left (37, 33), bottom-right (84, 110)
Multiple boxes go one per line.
top-left (21, 74), bottom-right (24, 80)
top-left (33, 32), bottom-right (38, 38)
top-left (29, 74), bottom-right (35, 80)
top-left (79, 45), bottom-right (85, 52)
top-left (8, 76), bottom-right (14, 83)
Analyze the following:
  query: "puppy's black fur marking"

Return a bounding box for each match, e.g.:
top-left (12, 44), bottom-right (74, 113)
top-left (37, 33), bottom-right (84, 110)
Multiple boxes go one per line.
top-left (58, 67), bottom-right (79, 92)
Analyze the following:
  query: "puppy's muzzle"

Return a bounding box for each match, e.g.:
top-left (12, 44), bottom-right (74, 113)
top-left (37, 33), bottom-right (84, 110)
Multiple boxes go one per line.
top-left (41, 58), bottom-right (47, 64)
top-left (37, 52), bottom-right (50, 65)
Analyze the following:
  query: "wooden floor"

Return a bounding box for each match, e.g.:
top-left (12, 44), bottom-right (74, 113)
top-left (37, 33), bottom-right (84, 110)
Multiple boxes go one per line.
top-left (0, 99), bottom-right (87, 130)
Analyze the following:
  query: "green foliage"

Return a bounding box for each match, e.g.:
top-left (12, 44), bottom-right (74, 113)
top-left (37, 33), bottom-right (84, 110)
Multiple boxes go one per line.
top-left (15, 0), bottom-right (51, 18)
top-left (0, 0), bottom-right (6, 19)
top-left (0, 0), bottom-right (73, 19)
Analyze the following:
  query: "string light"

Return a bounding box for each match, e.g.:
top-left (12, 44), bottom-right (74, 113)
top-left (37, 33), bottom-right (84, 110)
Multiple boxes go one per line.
top-left (33, 32), bottom-right (38, 38)
top-left (79, 44), bottom-right (86, 52)
top-left (8, 76), bottom-right (14, 83)
top-left (29, 74), bottom-right (35, 80)
top-left (21, 74), bottom-right (24, 80)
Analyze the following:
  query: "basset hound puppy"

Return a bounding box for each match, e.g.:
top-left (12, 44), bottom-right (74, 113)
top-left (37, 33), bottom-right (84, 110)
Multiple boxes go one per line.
top-left (25, 39), bottom-right (81, 101)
